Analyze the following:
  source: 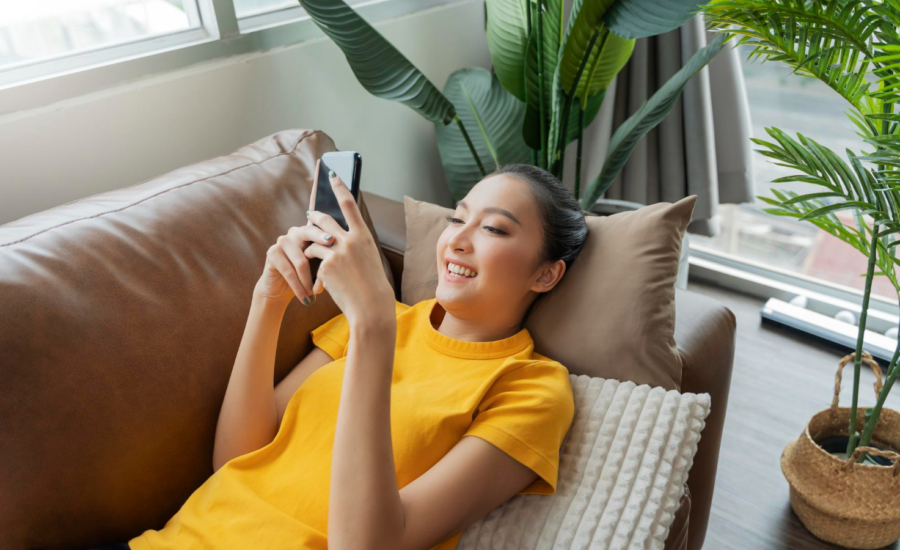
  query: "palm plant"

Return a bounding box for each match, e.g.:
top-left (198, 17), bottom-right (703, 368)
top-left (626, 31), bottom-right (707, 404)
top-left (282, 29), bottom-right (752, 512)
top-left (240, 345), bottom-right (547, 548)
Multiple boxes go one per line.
top-left (703, 0), bottom-right (900, 464)
top-left (296, 0), bottom-right (729, 210)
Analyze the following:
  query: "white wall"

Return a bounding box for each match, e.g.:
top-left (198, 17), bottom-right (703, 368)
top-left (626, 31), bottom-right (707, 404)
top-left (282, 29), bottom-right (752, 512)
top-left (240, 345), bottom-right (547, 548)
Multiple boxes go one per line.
top-left (0, 0), bottom-right (489, 224)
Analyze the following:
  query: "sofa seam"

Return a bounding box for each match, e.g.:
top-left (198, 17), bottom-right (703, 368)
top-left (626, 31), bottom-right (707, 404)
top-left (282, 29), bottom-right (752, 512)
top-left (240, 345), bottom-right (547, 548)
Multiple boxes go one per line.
top-left (1, 129), bottom-right (327, 248)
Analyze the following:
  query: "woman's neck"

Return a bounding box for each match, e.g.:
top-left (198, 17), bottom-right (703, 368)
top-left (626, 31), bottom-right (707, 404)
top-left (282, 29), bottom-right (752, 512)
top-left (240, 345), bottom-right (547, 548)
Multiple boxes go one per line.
top-left (430, 300), bottom-right (524, 343)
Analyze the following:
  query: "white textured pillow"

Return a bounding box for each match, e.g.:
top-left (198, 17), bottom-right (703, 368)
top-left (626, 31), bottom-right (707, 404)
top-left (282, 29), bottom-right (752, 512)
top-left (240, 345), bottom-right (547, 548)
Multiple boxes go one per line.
top-left (457, 375), bottom-right (711, 550)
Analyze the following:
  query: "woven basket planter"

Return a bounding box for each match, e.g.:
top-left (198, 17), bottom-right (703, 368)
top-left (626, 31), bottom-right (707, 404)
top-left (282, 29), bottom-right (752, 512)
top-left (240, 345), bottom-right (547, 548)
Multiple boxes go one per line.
top-left (781, 351), bottom-right (900, 549)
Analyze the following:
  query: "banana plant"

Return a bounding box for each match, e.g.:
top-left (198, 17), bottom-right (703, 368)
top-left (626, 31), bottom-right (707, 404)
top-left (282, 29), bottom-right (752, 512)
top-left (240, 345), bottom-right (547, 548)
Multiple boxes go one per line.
top-left (297, 0), bottom-right (727, 209)
top-left (703, 0), bottom-right (900, 464)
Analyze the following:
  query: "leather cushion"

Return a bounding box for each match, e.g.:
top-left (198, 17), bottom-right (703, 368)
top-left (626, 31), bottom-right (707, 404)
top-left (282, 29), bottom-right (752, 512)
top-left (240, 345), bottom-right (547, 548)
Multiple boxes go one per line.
top-left (401, 194), bottom-right (696, 390)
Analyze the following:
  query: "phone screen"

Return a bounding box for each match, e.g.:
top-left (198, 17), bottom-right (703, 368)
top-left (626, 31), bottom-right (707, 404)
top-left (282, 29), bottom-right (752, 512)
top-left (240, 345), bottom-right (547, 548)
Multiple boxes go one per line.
top-left (313, 151), bottom-right (361, 232)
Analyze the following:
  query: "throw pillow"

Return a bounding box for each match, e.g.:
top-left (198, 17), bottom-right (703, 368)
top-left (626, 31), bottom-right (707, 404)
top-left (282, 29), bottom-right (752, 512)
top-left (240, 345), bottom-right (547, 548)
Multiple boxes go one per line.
top-left (457, 375), bottom-right (711, 550)
top-left (401, 195), bottom-right (696, 390)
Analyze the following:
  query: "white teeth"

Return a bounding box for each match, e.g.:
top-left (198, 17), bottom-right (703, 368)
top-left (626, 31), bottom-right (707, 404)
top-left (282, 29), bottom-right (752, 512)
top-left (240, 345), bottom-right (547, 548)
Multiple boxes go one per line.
top-left (448, 262), bottom-right (477, 278)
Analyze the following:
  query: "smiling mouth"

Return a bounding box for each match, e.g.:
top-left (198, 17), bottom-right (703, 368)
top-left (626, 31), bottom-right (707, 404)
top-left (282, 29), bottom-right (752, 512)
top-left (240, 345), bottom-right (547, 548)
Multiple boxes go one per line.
top-left (446, 261), bottom-right (478, 279)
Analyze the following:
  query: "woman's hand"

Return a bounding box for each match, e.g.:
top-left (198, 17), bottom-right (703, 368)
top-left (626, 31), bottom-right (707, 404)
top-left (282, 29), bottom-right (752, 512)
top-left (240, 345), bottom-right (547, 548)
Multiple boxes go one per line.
top-left (255, 218), bottom-right (335, 307)
top-left (304, 169), bottom-right (395, 328)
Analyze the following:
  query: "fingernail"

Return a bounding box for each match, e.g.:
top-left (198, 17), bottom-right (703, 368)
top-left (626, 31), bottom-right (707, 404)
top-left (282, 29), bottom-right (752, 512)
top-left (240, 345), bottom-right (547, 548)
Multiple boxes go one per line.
top-left (323, 233), bottom-right (332, 241)
top-left (306, 209), bottom-right (312, 217)
top-left (328, 170), bottom-right (336, 179)
top-left (310, 293), bottom-right (316, 304)
top-left (301, 296), bottom-right (309, 306)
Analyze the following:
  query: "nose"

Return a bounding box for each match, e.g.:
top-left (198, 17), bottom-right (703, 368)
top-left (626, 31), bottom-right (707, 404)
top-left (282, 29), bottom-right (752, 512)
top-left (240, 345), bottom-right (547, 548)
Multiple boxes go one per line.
top-left (447, 221), bottom-right (472, 252)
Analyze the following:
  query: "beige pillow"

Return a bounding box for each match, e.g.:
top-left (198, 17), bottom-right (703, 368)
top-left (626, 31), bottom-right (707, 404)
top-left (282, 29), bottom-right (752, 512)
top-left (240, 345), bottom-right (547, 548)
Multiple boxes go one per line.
top-left (401, 194), bottom-right (696, 391)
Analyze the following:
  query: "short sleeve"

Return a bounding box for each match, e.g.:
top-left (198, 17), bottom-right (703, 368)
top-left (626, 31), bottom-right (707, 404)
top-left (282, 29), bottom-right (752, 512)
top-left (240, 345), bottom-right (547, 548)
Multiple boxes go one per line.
top-left (463, 361), bottom-right (575, 495)
top-left (310, 310), bottom-right (351, 360)
top-left (311, 299), bottom-right (410, 361)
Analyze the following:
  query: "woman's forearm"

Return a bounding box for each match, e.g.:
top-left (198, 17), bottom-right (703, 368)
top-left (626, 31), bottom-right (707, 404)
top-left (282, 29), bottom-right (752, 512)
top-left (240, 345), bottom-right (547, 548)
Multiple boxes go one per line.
top-left (213, 293), bottom-right (289, 472)
top-left (328, 317), bottom-right (402, 550)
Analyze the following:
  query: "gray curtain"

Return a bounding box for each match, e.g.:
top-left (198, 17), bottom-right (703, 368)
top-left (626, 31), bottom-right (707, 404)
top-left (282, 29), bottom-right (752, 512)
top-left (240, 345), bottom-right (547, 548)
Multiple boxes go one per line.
top-left (562, 14), bottom-right (755, 237)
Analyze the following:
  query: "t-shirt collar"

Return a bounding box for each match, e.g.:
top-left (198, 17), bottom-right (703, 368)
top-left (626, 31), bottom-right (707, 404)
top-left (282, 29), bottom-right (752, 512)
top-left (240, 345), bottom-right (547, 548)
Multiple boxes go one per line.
top-left (421, 298), bottom-right (533, 359)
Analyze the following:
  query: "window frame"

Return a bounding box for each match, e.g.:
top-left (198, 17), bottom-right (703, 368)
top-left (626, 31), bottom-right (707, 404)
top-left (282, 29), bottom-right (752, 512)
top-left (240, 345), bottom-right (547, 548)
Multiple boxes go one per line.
top-left (688, 241), bottom-right (900, 314)
top-left (0, 0), bottom-right (221, 90)
top-left (0, 0), bottom-right (464, 116)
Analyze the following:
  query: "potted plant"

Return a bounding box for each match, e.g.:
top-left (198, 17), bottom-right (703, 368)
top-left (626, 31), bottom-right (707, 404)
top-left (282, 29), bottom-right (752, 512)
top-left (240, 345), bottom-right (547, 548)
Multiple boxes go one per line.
top-left (703, 1), bottom-right (900, 547)
top-left (295, 0), bottom-right (727, 212)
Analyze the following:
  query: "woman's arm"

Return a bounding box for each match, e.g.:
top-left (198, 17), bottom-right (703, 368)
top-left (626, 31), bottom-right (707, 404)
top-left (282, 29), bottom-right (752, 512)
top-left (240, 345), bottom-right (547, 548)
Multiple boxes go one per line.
top-left (212, 293), bottom-right (289, 473)
top-left (328, 316), bottom-right (402, 549)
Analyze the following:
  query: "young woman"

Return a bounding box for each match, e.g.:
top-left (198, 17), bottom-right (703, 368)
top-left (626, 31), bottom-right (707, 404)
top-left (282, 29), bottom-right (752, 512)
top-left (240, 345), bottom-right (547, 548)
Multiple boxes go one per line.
top-left (119, 163), bottom-right (588, 550)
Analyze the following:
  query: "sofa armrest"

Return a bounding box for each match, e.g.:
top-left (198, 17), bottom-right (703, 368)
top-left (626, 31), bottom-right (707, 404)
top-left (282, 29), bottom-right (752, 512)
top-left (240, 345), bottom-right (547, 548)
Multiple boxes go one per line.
top-left (362, 191), bottom-right (406, 297)
top-left (674, 289), bottom-right (737, 550)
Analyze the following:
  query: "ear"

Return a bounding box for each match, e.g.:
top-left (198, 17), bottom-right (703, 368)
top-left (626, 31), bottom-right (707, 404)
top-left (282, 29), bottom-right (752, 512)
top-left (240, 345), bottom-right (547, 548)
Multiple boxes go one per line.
top-left (529, 259), bottom-right (566, 294)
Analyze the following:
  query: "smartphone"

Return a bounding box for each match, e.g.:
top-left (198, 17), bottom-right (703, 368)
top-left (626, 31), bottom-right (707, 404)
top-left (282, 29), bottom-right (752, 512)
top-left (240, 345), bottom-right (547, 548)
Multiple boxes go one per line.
top-left (308, 151), bottom-right (362, 289)
top-left (311, 151), bottom-right (362, 232)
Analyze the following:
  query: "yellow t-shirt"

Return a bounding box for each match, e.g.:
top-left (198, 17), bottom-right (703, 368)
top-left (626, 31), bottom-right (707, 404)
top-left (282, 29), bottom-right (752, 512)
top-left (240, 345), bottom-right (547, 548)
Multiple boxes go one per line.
top-left (129, 297), bottom-right (575, 550)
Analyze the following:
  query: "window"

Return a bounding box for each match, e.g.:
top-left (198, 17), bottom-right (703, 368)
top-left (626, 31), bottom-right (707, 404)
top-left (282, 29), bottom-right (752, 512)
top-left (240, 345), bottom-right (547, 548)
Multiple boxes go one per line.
top-left (233, 0), bottom-right (298, 18)
top-left (0, 0), bottom-right (210, 89)
top-left (234, 0), bottom-right (385, 34)
top-left (0, 0), bottom-right (456, 92)
top-left (234, 0), bottom-right (375, 18)
top-left (689, 44), bottom-right (898, 302)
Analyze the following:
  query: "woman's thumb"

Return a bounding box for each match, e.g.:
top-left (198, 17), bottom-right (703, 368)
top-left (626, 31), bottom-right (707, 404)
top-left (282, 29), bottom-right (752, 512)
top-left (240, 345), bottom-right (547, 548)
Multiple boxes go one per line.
top-left (313, 276), bottom-right (325, 296)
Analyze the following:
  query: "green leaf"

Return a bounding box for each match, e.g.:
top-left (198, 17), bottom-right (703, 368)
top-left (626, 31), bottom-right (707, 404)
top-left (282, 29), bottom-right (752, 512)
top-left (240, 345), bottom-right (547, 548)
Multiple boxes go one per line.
top-left (781, 192), bottom-right (845, 206)
top-left (564, 29), bottom-right (635, 102)
top-left (566, 89), bottom-right (606, 145)
top-left (460, 81), bottom-right (500, 166)
top-left (297, 0), bottom-right (455, 124)
top-left (764, 208), bottom-right (803, 218)
top-left (865, 113), bottom-right (900, 122)
top-left (770, 174), bottom-right (834, 188)
top-left (485, 0), bottom-right (530, 101)
top-left (558, 0), bottom-right (617, 100)
top-left (580, 31), bottom-right (729, 209)
top-left (798, 201), bottom-right (872, 222)
top-left (435, 68), bottom-right (531, 201)
top-left (702, 0), bottom-right (884, 111)
top-left (605, 0), bottom-right (712, 40)
top-left (523, 0), bottom-right (564, 151)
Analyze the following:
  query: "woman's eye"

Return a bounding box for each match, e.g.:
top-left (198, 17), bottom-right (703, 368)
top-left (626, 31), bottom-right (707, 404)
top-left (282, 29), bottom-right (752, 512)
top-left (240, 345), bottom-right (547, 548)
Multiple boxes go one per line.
top-left (445, 215), bottom-right (506, 235)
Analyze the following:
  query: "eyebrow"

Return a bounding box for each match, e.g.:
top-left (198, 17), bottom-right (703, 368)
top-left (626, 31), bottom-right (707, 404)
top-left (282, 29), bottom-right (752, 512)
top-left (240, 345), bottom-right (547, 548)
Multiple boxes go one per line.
top-left (456, 200), bottom-right (522, 226)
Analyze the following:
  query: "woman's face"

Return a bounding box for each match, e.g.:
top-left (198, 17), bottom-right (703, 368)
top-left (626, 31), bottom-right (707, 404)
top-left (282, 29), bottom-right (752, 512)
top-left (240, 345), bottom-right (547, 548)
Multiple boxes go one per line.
top-left (434, 174), bottom-right (564, 316)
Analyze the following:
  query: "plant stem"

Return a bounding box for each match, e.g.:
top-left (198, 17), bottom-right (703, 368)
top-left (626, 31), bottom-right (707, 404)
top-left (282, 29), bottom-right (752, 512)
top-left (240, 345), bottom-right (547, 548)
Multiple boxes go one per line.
top-left (555, 29), bottom-right (602, 178)
top-left (536, 0), bottom-right (547, 170)
top-left (846, 230), bottom-right (881, 457)
top-left (454, 114), bottom-right (486, 177)
top-left (525, 0), bottom-right (531, 35)
top-left (855, 342), bottom-right (900, 462)
top-left (525, 0), bottom-right (534, 170)
top-left (575, 102), bottom-right (584, 200)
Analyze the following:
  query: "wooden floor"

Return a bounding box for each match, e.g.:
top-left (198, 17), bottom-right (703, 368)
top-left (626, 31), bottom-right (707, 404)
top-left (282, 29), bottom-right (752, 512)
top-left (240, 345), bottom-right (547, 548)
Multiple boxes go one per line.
top-left (686, 279), bottom-right (900, 550)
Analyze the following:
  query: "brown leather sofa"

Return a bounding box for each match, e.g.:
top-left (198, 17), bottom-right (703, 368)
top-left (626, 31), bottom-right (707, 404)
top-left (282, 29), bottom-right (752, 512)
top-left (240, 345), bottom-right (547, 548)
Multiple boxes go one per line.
top-left (0, 129), bottom-right (736, 550)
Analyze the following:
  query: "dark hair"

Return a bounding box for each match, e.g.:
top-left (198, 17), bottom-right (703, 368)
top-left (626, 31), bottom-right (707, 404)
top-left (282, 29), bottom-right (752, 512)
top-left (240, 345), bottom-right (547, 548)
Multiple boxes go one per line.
top-left (489, 163), bottom-right (589, 274)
